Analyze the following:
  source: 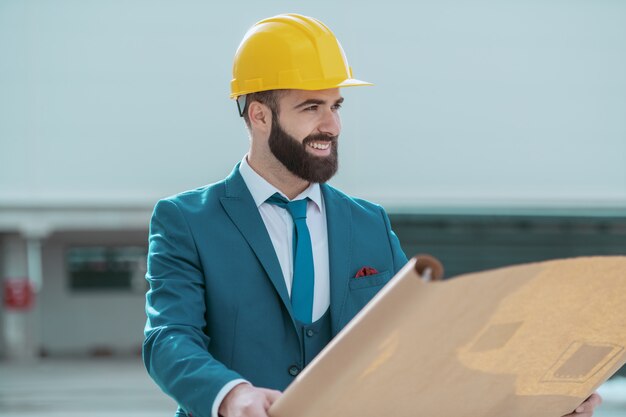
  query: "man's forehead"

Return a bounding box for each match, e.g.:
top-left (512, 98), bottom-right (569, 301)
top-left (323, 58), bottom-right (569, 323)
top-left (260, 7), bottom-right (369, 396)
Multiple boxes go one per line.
top-left (280, 88), bottom-right (343, 104)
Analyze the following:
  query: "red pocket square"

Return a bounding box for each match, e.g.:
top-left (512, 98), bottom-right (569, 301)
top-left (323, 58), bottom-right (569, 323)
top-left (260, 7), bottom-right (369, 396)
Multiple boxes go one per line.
top-left (354, 266), bottom-right (379, 278)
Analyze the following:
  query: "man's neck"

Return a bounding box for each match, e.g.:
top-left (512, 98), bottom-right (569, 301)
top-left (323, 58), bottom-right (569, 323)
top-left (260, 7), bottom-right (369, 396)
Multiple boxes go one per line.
top-left (246, 153), bottom-right (310, 200)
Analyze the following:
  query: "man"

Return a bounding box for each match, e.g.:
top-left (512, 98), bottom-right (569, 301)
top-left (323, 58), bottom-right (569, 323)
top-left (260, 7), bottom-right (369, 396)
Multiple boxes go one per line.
top-left (143, 13), bottom-right (601, 417)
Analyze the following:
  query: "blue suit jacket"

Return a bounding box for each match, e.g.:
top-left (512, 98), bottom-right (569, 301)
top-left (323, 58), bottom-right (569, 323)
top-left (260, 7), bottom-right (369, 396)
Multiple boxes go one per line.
top-left (143, 164), bottom-right (408, 417)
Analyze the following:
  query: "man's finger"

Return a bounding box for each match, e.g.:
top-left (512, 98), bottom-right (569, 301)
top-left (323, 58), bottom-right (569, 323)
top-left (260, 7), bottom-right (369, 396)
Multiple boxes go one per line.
top-left (561, 392), bottom-right (602, 417)
top-left (575, 392), bottom-right (602, 413)
top-left (265, 389), bottom-right (282, 404)
top-left (587, 392), bottom-right (603, 408)
top-left (262, 388), bottom-right (283, 412)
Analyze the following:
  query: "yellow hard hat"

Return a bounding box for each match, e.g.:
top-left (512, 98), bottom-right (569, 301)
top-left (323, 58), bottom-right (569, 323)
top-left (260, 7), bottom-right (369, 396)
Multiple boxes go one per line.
top-left (230, 13), bottom-right (372, 99)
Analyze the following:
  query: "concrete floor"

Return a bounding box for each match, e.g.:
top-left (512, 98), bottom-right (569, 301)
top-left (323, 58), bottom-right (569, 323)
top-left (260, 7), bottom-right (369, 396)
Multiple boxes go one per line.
top-left (0, 358), bottom-right (176, 417)
top-left (0, 358), bottom-right (624, 417)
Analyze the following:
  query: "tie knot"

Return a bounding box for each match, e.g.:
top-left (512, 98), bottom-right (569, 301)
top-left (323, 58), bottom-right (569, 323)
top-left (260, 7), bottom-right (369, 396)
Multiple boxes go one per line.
top-left (266, 193), bottom-right (308, 220)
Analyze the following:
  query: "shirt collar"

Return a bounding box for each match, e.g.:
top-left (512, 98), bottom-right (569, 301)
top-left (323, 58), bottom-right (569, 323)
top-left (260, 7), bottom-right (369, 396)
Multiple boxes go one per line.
top-left (239, 156), bottom-right (323, 210)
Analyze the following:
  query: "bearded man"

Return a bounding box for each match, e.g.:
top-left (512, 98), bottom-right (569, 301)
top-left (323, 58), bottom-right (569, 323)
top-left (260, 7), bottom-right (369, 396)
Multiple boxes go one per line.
top-left (143, 13), bottom-right (407, 417)
top-left (143, 13), bottom-right (601, 417)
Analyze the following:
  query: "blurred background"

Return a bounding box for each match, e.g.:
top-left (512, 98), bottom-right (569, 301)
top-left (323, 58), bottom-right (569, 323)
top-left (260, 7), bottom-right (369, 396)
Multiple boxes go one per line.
top-left (0, 0), bottom-right (624, 415)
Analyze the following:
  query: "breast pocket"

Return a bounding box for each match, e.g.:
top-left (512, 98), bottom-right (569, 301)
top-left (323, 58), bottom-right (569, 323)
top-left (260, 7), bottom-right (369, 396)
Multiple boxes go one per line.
top-left (348, 270), bottom-right (391, 290)
top-left (339, 270), bottom-right (392, 329)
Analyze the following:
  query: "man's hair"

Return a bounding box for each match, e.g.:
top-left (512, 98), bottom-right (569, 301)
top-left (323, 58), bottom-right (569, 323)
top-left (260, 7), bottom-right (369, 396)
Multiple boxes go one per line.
top-left (241, 90), bottom-right (285, 128)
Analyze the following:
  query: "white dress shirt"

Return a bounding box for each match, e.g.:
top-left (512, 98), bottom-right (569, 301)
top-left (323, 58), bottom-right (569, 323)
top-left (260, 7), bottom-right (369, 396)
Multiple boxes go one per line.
top-left (211, 156), bottom-right (331, 417)
top-left (239, 156), bottom-right (330, 317)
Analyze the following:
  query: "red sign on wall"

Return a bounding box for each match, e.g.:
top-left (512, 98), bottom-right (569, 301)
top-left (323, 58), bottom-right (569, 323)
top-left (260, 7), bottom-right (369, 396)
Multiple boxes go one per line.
top-left (3, 279), bottom-right (35, 311)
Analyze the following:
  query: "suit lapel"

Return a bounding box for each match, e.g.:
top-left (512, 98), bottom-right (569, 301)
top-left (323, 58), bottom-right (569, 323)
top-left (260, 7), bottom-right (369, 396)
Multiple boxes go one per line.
top-left (321, 184), bottom-right (352, 335)
top-left (219, 165), bottom-right (296, 326)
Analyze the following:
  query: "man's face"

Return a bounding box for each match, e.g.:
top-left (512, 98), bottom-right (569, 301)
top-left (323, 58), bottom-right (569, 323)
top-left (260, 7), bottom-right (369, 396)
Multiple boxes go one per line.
top-left (268, 89), bottom-right (343, 183)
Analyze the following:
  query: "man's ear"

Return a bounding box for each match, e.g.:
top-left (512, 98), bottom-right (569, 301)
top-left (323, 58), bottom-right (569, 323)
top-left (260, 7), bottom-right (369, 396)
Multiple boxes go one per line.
top-left (248, 101), bottom-right (272, 133)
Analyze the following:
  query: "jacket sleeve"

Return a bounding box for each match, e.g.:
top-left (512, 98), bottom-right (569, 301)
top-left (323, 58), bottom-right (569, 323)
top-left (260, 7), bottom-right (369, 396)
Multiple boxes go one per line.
top-left (143, 198), bottom-right (243, 417)
top-left (380, 206), bottom-right (409, 274)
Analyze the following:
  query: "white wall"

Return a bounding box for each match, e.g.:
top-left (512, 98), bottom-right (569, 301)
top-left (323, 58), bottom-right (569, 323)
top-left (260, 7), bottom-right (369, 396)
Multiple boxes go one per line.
top-left (1, 0), bottom-right (625, 210)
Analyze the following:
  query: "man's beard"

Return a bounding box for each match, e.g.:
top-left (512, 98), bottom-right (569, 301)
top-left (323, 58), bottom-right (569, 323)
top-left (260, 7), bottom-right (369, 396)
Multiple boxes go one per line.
top-left (268, 113), bottom-right (339, 184)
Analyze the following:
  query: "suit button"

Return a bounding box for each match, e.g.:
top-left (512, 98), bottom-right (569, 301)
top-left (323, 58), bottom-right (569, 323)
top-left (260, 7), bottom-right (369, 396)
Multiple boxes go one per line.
top-left (288, 365), bottom-right (300, 376)
top-left (306, 329), bottom-right (314, 337)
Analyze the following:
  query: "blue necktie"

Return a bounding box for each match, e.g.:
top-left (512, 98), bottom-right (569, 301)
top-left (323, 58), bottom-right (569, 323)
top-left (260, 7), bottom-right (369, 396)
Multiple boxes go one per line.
top-left (266, 193), bottom-right (314, 324)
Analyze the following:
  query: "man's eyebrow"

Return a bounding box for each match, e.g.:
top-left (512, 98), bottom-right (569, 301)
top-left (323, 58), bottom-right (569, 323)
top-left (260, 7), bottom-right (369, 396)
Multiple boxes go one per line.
top-left (294, 99), bottom-right (325, 109)
top-left (293, 97), bottom-right (344, 109)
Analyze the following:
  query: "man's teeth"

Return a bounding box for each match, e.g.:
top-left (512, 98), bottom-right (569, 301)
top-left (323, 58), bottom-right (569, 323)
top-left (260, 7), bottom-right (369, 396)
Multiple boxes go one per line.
top-left (308, 142), bottom-right (330, 150)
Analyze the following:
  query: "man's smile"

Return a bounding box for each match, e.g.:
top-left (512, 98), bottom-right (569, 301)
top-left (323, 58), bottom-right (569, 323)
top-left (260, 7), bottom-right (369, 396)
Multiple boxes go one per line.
top-left (306, 140), bottom-right (332, 156)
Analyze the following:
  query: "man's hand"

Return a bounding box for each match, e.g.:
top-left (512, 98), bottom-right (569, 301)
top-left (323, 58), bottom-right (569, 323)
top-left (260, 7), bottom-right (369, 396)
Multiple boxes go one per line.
top-left (218, 383), bottom-right (282, 417)
top-left (561, 392), bottom-right (602, 417)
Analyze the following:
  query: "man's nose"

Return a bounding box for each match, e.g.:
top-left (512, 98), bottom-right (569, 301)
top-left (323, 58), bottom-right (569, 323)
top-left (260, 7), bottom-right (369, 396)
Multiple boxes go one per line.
top-left (318, 110), bottom-right (341, 137)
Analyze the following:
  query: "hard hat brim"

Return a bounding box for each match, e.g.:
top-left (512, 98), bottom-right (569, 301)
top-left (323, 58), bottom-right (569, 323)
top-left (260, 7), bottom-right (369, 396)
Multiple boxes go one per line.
top-left (229, 78), bottom-right (373, 99)
top-left (336, 78), bottom-right (373, 88)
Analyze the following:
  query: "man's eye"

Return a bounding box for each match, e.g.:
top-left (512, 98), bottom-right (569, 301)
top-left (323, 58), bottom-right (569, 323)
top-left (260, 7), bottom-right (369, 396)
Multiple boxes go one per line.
top-left (304, 105), bottom-right (319, 111)
top-left (332, 103), bottom-right (342, 111)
